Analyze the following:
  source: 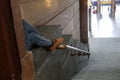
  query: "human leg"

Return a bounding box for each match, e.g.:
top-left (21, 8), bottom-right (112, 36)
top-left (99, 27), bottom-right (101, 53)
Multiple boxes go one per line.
top-left (22, 20), bottom-right (39, 34)
top-left (25, 32), bottom-right (53, 50)
top-left (22, 20), bottom-right (41, 50)
top-left (29, 33), bottom-right (52, 48)
top-left (22, 20), bottom-right (64, 51)
top-left (28, 32), bottom-right (63, 51)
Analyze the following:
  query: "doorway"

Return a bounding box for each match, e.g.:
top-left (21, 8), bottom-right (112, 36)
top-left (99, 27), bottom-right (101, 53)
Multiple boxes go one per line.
top-left (90, 0), bottom-right (120, 38)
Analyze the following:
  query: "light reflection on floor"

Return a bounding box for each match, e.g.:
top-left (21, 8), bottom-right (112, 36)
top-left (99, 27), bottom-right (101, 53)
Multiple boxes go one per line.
top-left (91, 4), bottom-right (120, 38)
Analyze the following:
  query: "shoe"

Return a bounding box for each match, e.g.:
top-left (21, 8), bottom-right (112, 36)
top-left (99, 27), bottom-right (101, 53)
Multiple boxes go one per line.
top-left (56, 44), bottom-right (67, 49)
top-left (49, 37), bottom-right (63, 51)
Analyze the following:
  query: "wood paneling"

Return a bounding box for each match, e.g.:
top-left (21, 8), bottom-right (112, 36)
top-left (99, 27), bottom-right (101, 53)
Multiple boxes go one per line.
top-left (10, 0), bottom-right (35, 80)
top-left (10, 0), bottom-right (26, 58)
top-left (21, 51), bottom-right (35, 80)
top-left (0, 0), bottom-right (21, 79)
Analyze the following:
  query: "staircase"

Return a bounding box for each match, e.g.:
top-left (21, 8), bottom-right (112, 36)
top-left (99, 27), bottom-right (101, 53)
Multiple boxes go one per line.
top-left (32, 25), bottom-right (90, 80)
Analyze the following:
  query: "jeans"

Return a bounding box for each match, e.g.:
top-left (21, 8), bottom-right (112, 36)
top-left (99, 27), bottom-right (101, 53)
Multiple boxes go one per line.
top-left (22, 20), bottom-right (52, 50)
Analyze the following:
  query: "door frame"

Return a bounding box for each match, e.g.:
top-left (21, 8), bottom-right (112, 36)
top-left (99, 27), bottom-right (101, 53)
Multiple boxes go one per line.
top-left (0, 0), bottom-right (23, 79)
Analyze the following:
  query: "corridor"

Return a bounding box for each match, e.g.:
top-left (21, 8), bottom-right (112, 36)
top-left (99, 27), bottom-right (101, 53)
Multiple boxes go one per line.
top-left (72, 38), bottom-right (120, 80)
top-left (72, 4), bottom-right (120, 80)
top-left (91, 4), bottom-right (120, 38)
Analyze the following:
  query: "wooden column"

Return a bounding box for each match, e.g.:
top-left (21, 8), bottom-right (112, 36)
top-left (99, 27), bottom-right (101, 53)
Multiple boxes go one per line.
top-left (88, 0), bottom-right (91, 33)
top-left (80, 0), bottom-right (88, 43)
top-left (97, 0), bottom-right (101, 18)
top-left (111, 0), bottom-right (115, 18)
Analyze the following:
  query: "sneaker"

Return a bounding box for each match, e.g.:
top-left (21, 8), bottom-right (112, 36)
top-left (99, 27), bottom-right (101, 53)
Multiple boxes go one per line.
top-left (49, 37), bottom-right (63, 51)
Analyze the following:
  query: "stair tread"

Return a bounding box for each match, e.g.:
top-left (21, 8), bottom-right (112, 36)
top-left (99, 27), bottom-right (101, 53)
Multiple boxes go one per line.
top-left (83, 43), bottom-right (89, 51)
top-left (77, 42), bottom-right (84, 49)
top-left (32, 34), bottom-right (73, 76)
top-left (32, 25), bottom-right (62, 73)
top-left (72, 39), bottom-right (79, 47)
top-left (35, 25), bottom-right (62, 38)
top-left (62, 34), bottom-right (72, 45)
top-left (76, 42), bottom-right (89, 51)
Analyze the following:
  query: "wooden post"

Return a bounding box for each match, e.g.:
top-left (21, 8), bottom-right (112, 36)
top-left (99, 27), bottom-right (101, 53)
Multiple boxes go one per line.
top-left (111, 0), bottom-right (115, 19)
top-left (97, 0), bottom-right (101, 18)
top-left (80, 0), bottom-right (88, 43)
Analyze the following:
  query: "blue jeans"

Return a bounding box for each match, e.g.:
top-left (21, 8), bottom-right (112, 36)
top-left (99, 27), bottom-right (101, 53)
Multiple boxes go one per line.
top-left (22, 20), bottom-right (52, 50)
